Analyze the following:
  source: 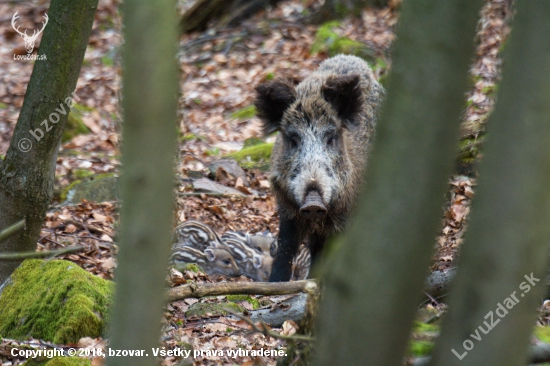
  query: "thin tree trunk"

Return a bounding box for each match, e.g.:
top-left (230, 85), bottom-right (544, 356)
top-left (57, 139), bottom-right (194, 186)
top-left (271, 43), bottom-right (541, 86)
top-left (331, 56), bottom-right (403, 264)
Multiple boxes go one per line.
top-left (0, 0), bottom-right (99, 284)
top-left (429, 3), bottom-right (550, 365)
top-left (314, 0), bottom-right (483, 364)
top-left (105, 0), bottom-right (178, 364)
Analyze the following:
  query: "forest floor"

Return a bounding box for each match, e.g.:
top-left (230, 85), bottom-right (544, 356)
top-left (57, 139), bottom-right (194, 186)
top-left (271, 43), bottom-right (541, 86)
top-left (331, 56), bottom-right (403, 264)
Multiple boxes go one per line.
top-left (0, 0), bottom-right (513, 365)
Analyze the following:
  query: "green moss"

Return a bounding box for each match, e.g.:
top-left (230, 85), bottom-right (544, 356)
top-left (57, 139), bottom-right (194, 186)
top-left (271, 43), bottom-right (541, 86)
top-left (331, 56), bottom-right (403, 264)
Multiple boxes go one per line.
top-left (231, 105), bottom-right (257, 120)
top-left (408, 340), bottom-right (434, 357)
top-left (60, 173), bottom-right (117, 203)
top-left (311, 21), bottom-right (373, 59)
top-left (265, 72), bottom-right (275, 81)
top-left (73, 169), bottom-right (94, 179)
top-left (101, 55), bottom-right (114, 67)
top-left (47, 357), bottom-right (91, 366)
top-left (0, 259), bottom-right (113, 344)
top-left (205, 148), bottom-right (221, 156)
top-left (0, 102), bottom-right (8, 109)
top-left (63, 112), bottom-right (90, 142)
top-left (180, 133), bottom-right (206, 142)
top-left (226, 295), bottom-right (261, 310)
top-left (481, 84), bottom-right (498, 97)
top-left (27, 357), bottom-right (91, 366)
top-left (225, 142), bottom-right (273, 171)
top-left (185, 302), bottom-right (244, 318)
top-left (60, 179), bottom-right (82, 201)
top-left (73, 104), bottom-right (95, 113)
top-left (242, 137), bottom-right (265, 149)
top-left (413, 321), bottom-right (439, 333)
top-left (173, 263), bottom-right (203, 273)
top-left (535, 326), bottom-right (550, 343)
top-left (225, 143), bottom-right (273, 165)
top-left (458, 135), bottom-right (486, 164)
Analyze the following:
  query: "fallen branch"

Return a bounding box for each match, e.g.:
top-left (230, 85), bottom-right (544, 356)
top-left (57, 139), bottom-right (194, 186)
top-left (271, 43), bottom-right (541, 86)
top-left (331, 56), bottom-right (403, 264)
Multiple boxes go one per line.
top-left (63, 219), bottom-right (108, 236)
top-left (226, 308), bottom-right (314, 342)
top-left (167, 279), bottom-right (317, 302)
top-left (0, 246), bottom-right (83, 261)
top-left (0, 219), bottom-right (25, 243)
top-left (247, 292), bottom-right (309, 327)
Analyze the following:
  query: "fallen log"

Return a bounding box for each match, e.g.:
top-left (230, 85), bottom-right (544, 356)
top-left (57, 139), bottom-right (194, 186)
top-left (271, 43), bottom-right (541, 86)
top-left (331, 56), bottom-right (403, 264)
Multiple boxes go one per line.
top-left (180, 0), bottom-right (283, 34)
top-left (167, 267), bottom-right (549, 328)
top-left (166, 279), bottom-right (318, 302)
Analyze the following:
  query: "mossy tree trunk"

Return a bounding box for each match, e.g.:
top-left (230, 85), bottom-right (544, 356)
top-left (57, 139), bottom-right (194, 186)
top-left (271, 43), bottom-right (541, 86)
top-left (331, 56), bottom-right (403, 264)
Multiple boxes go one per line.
top-left (429, 3), bottom-right (550, 365)
top-left (0, 0), bottom-right (99, 283)
top-left (314, 0), bottom-right (483, 364)
top-left (105, 0), bottom-right (178, 364)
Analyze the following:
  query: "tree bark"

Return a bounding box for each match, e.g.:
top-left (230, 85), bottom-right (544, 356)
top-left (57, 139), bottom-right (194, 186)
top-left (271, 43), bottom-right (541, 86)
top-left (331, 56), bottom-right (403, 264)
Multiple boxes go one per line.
top-left (429, 3), bottom-right (550, 365)
top-left (0, 0), bottom-right (99, 284)
top-left (104, 0), bottom-right (178, 365)
top-left (314, 0), bottom-right (483, 364)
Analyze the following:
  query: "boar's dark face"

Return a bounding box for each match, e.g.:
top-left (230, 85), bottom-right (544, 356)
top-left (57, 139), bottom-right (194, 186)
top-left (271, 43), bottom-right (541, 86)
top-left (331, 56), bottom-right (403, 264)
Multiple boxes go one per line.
top-left (255, 74), bottom-right (364, 221)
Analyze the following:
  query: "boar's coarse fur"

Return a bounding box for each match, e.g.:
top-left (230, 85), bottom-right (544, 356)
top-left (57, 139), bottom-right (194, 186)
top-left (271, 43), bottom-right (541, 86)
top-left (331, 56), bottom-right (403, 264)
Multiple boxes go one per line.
top-left (255, 55), bottom-right (383, 282)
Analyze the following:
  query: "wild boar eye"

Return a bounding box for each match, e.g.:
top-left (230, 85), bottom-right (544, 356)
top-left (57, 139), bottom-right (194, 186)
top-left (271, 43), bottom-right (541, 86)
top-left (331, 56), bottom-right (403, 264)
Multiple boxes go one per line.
top-left (326, 135), bottom-right (336, 147)
top-left (288, 135), bottom-right (300, 149)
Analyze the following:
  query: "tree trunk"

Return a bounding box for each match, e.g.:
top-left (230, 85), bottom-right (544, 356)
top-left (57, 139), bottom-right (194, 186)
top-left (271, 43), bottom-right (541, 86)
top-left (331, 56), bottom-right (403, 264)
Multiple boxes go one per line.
top-left (429, 3), bottom-right (550, 365)
top-left (104, 0), bottom-right (178, 365)
top-left (0, 0), bottom-right (99, 284)
top-left (314, 0), bottom-right (483, 364)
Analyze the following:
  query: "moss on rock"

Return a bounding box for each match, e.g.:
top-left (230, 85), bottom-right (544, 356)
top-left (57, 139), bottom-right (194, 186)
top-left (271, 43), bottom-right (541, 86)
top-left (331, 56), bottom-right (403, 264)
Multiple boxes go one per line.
top-left (185, 301), bottom-right (244, 318)
top-left (225, 143), bottom-right (273, 171)
top-left (0, 259), bottom-right (113, 343)
top-left (62, 112), bottom-right (90, 143)
top-left (73, 169), bottom-right (95, 180)
top-left (61, 173), bottom-right (117, 203)
top-left (226, 295), bottom-right (261, 310)
top-left (311, 21), bottom-right (375, 60)
top-left (242, 137), bottom-right (265, 150)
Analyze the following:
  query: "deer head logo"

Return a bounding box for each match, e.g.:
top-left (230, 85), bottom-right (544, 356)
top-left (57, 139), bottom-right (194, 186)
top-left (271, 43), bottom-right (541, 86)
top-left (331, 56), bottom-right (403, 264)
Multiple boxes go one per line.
top-left (11, 11), bottom-right (48, 54)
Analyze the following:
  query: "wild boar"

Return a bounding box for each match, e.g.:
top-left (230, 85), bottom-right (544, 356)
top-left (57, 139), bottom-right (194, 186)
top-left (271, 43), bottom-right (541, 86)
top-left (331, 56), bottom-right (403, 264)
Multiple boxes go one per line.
top-left (255, 55), bottom-right (383, 281)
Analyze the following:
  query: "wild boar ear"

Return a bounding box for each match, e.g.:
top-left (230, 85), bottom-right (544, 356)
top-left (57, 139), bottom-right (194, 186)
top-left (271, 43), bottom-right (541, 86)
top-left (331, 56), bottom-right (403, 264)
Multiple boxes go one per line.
top-left (204, 249), bottom-right (215, 262)
top-left (252, 254), bottom-right (262, 268)
top-left (322, 74), bottom-right (363, 127)
top-left (255, 79), bottom-right (296, 135)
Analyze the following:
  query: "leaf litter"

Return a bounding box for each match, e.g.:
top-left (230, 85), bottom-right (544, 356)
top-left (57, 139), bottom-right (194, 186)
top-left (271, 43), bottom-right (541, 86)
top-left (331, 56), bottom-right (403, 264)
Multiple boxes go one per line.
top-left (0, 0), bottom-right (511, 364)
